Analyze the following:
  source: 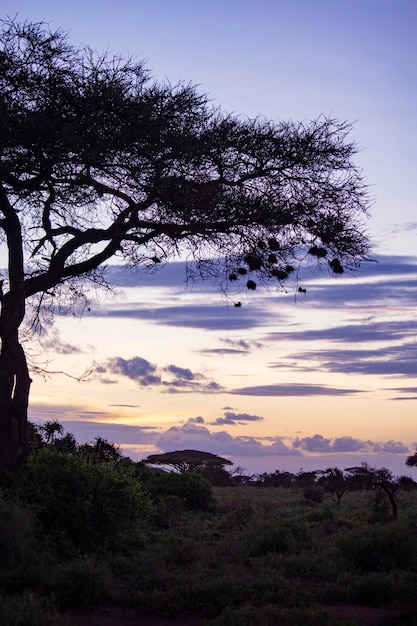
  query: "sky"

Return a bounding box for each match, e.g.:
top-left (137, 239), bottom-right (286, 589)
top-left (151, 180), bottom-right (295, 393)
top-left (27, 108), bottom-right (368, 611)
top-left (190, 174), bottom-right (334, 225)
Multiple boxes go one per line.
top-left (3, 0), bottom-right (417, 476)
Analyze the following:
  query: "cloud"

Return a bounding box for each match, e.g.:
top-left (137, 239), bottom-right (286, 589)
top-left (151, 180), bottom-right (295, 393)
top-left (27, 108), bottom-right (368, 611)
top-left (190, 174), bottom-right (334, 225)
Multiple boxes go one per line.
top-left (95, 356), bottom-right (223, 393)
top-left (108, 404), bottom-right (141, 408)
top-left (374, 440), bottom-right (409, 454)
top-left (267, 319), bottom-right (417, 345)
top-left (40, 327), bottom-right (85, 355)
top-left (187, 416), bottom-right (205, 424)
top-left (95, 302), bottom-right (272, 331)
top-left (293, 434), bottom-right (334, 453)
top-left (230, 383), bottom-right (364, 396)
top-left (29, 410), bottom-right (411, 473)
top-left (221, 338), bottom-right (263, 350)
top-left (197, 348), bottom-right (250, 356)
top-left (154, 420), bottom-right (299, 458)
top-left (284, 343), bottom-right (417, 378)
top-left (197, 337), bottom-right (263, 356)
top-left (105, 261), bottom-right (210, 290)
top-left (293, 434), bottom-right (409, 455)
top-left (105, 356), bottom-right (160, 385)
top-left (29, 417), bottom-right (158, 445)
top-left (331, 436), bottom-right (368, 453)
top-left (209, 411), bottom-right (264, 426)
top-left (386, 386), bottom-right (417, 400)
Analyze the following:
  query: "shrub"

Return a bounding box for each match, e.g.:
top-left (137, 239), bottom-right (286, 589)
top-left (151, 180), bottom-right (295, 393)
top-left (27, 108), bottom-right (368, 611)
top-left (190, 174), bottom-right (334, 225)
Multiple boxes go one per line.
top-left (141, 468), bottom-right (214, 512)
top-left (0, 591), bottom-right (62, 626)
top-left (208, 605), bottom-right (352, 626)
top-left (0, 498), bottom-right (38, 568)
top-left (337, 523), bottom-right (417, 572)
top-left (303, 487), bottom-right (325, 506)
top-left (0, 498), bottom-right (48, 591)
top-left (11, 448), bottom-right (150, 552)
top-left (50, 557), bottom-right (110, 609)
top-left (217, 501), bottom-right (254, 530)
top-left (325, 571), bottom-right (417, 608)
top-left (245, 520), bottom-right (289, 557)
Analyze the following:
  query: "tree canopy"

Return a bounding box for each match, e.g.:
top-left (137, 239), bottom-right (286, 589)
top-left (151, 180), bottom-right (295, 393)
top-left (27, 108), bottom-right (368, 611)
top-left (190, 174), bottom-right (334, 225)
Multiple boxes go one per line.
top-left (406, 452), bottom-right (417, 468)
top-left (142, 449), bottom-right (233, 474)
top-left (0, 19), bottom-right (371, 471)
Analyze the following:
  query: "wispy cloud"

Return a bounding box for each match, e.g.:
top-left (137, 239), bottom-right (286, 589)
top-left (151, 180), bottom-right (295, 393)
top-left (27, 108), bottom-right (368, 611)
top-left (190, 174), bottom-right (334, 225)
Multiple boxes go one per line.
top-left (197, 337), bottom-right (263, 356)
top-left (94, 302), bottom-right (273, 331)
top-left (281, 343), bottom-right (417, 378)
top-left (267, 319), bottom-right (417, 344)
top-left (230, 383), bottom-right (365, 396)
top-left (39, 327), bottom-right (85, 355)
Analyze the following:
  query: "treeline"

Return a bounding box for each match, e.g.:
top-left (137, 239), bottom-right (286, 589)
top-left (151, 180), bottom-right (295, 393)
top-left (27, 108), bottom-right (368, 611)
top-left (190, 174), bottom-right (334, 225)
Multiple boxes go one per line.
top-left (25, 421), bottom-right (417, 524)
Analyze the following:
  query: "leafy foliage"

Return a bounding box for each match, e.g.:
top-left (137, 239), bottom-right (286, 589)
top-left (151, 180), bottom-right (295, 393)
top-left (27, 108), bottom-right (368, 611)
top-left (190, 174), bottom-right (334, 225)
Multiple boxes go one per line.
top-left (9, 447), bottom-right (150, 552)
top-left (137, 461), bottom-right (214, 512)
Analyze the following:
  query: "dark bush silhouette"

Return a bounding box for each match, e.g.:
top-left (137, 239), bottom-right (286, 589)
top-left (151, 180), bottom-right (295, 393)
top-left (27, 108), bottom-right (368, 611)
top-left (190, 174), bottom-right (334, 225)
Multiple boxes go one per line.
top-left (10, 448), bottom-right (150, 552)
top-left (137, 463), bottom-right (214, 512)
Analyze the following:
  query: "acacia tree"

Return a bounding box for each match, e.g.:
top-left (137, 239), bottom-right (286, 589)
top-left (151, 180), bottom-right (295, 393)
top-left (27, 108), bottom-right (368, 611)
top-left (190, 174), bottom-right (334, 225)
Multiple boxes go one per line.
top-left (346, 464), bottom-right (400, 521)
top-left (142, 449), bottom-right (233, 475)
top-left (317, 467), bottom-right (349, 505)
top-left (0, 19), bottom-right (370, 471)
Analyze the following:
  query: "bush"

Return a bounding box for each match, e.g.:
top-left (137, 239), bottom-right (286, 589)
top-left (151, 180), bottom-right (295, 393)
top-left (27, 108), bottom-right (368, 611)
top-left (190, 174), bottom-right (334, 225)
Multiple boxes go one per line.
top-left (325, 571), bottom-right (417, 608)
top-left (0, 591), bottom-right (62, 626)
top-left (0, 498), bottom-right (38, 568)
top-left (303, 487), bottom-right (325, 506)
top-left (245, 520), bottom-right (289, 558)
top-left (10, 448), bottom-right (150, 553)
top-left (337, 523), bottom-right (417, 572)
top-left (208, 605), bottom-right (351, 626)
top-left (0, 498), bottom-right (47, 591)
top-left (50, 557), bottom-right (110, 609)
top-left (141, 467), bottom-right (214, 512)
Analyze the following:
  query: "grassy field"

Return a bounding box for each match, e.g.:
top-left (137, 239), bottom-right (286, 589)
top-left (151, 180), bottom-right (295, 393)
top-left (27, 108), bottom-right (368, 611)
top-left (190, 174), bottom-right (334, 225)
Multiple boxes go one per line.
top-left (2, 454), bottom-right (417, 625)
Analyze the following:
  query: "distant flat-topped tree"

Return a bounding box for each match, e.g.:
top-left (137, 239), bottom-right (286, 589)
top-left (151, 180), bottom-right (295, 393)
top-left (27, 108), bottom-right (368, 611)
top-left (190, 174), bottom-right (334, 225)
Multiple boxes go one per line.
top-left (142, 450), bottom-right (233, 474)
top-left (0, 19), bottom-right (371, 471)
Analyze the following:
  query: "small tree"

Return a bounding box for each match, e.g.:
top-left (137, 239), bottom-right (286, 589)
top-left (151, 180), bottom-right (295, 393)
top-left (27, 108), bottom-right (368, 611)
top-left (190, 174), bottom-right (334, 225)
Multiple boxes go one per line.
top-left (27, 419), bottom-right (77, 454)
top-left (346, 463), bottom-right (400, 521)
top-left (317, 467), bottom-right (349, 505)
top-left (78, 437), bottom-right (123, 465)
top-left (0, 19), bottom-right (370, 471)
top-left (253, 470), bottom-right (295, 488)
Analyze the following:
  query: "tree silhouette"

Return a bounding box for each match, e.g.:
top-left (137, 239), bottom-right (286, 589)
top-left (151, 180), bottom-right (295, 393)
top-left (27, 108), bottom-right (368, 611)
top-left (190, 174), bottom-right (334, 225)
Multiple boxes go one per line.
top-left (317, 467), bottom-right (349, 505)
top-left (142, 449), bottom-right (233, 475)
top-left (0, 19), bottom-right (370, 471)
top-left (405, 451), bottom-right (417, 468)
top-left (346, 463), bottom-right (400, 521)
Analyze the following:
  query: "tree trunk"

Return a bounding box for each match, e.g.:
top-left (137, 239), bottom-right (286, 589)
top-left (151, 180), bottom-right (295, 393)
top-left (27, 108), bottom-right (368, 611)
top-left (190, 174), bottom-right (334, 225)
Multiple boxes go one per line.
top-left (0, 188), bottom-right (30, 473)
top-left (0, 332), bottom-right (31, 472)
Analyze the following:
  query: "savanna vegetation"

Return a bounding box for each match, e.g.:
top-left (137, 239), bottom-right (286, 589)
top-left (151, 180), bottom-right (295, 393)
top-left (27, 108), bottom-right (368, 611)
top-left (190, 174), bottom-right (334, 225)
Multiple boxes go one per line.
top-left (1, 421), bottom-right (417, 626)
